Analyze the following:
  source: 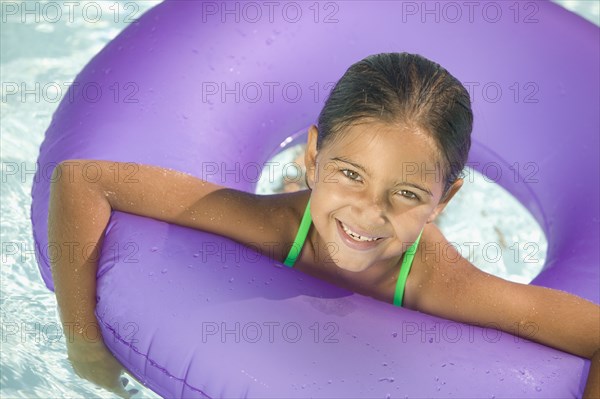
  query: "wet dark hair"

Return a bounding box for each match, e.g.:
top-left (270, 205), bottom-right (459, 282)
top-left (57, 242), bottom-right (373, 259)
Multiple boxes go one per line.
top-left (317, 52), bottom-right (473, 198)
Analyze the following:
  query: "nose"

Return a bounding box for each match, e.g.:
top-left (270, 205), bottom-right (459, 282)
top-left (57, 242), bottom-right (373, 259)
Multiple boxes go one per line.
top-left (353, 190), bottom-right (388, 229)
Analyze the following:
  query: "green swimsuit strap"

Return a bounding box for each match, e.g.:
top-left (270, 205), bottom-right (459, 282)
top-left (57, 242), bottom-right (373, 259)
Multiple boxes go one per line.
top-left (393, 228), bottom-right (424, 307)
top-left (283, 198), bottom-right (312, 267)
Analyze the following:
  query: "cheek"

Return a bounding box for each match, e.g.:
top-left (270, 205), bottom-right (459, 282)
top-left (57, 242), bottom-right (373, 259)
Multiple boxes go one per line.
top-left (387, 206), bottom-right (433, 233)
top-left (315, 162), bottom-right (339, 187)
top-left (309, 189), bottom-right (335, 222)
top-left (313, 168), bottom-right (348, 199)
top-left (308, 188), bottom-right (347, 236)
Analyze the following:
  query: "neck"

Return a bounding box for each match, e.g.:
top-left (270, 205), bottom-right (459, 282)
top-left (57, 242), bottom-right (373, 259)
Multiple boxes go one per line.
top-left (299, 226), bottom-right (403, 290)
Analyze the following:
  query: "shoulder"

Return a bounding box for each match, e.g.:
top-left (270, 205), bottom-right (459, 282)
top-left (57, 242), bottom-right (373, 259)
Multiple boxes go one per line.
top-left (401, 222), bottom-right (472, 310)
top-left (402, 222), bottom-right (514, 323)
top-left (249, 189), bottom-right (312, 262)
top-left (400, 223), bottom-right (600, 359)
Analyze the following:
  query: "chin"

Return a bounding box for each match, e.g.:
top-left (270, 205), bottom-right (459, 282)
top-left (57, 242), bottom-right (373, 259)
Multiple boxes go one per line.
top-left (330, 257), bottom-right (372, 273)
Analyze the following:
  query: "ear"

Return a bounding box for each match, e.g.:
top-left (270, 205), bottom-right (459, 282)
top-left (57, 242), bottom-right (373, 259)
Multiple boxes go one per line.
top-left (426, 178), bottom-right (463, 224)
top-left (304, 125), bottom-right (319, 189)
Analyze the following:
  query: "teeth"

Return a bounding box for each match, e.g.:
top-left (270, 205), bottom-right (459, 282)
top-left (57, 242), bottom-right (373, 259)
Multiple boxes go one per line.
top-left (340, 221), bottom-right (380, 242)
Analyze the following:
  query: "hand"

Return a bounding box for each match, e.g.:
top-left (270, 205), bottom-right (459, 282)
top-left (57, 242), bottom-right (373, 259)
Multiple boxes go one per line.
top-left (66, 339), bottom-right (139, 398)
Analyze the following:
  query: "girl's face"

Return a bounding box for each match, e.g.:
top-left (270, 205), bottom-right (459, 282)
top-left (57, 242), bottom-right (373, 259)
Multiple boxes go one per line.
top-left (304, 120), bottom-right (462, 273)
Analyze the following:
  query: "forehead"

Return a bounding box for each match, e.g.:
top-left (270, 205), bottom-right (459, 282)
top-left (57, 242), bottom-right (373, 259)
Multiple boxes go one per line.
top-left (323, 120), bottom-right (443, 174)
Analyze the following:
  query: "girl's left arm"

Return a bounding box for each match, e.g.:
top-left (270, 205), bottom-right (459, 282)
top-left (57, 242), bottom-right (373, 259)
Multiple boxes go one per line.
top-left (412, 224), bottom-right (600, 397)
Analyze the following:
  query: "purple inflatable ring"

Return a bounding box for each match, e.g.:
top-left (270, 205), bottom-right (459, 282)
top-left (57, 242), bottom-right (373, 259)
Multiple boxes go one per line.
top-left (31, 1), bottom-right (598, 398)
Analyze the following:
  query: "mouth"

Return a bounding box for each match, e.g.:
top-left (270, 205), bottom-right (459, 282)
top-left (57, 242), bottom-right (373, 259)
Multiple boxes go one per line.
top-left (336, 219), bottom-right (386, 251)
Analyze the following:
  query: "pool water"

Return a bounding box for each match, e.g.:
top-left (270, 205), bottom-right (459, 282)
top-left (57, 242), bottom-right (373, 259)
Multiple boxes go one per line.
top-left (1, 1), bottom-right (597, 398)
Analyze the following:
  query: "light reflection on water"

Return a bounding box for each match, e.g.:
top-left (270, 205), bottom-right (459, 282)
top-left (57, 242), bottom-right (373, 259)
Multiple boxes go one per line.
top-left (0, 1), bottom-right (594, 398)
top-left (1, 2), bottom-right (162, 398)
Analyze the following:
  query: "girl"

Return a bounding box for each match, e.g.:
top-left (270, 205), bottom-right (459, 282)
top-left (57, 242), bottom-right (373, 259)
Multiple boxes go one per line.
top-left (49, 53), bottom-right (599, 398)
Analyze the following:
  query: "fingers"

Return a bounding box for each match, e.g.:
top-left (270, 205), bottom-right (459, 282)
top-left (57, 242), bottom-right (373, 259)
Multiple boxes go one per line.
top-left (66, 341), bottom-right (143, 398)
top-left (122, 373), bottom-right (144, 389)
top-left (112, 384), bottom-right (134, 399)
top-left (120, 376), bottom-right (140, 398)
top-left (103, 374), bottom-right (139, 399)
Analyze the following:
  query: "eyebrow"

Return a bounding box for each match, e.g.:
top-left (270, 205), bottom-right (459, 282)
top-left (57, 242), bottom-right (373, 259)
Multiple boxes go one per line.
top-left (331, 156), bottom-right (370, 175)
top-left (331, 156), bottom-right (434, 197)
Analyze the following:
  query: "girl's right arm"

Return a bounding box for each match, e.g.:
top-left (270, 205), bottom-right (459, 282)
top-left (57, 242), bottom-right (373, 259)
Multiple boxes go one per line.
top-left (48, 159), bottom-right (137, 396)
top-left (48, 159), bottom-right (284, 395)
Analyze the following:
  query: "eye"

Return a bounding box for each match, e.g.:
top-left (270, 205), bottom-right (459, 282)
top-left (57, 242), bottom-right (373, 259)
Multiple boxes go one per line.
top-left (341, 169), bottom-right (362, 182)
top-left (398, 190), bottom-right (419, 201)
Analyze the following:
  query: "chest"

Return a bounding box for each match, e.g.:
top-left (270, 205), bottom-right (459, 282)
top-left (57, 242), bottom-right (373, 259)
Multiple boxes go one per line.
top-left (293, 244), bottom-right (417, 306)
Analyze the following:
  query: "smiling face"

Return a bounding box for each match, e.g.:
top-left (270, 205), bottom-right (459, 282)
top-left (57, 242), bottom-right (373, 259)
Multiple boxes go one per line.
top-left (304, 119), bottom-right (463, 273)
